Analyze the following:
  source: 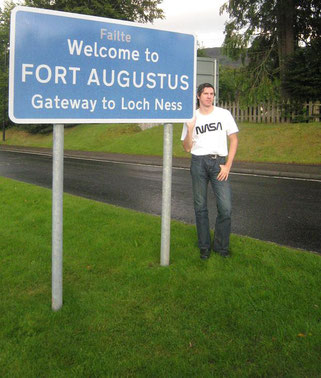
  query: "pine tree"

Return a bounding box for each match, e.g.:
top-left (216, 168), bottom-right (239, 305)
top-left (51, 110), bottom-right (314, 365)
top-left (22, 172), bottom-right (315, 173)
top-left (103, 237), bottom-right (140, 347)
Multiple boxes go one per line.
top-left (220, 0), bottom-right (321, 101)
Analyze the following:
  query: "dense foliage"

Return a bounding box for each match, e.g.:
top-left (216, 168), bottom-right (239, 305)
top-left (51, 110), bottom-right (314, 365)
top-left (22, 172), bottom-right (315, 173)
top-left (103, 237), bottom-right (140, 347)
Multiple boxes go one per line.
top-left (0, 2), bottom-right (11, 134)
top-left (219, 65), bottom-right (280, 105)
top-left (220, 0), bottom-right (321, 104)
top-left (282, 39), bottom-right (321, 101)
top-left (23, 0), bottom-right (164, 23)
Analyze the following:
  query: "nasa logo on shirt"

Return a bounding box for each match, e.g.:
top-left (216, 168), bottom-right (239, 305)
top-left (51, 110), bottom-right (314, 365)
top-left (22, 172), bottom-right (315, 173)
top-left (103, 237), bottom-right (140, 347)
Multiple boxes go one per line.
top-left (195, 122), bottom-right (223, 135)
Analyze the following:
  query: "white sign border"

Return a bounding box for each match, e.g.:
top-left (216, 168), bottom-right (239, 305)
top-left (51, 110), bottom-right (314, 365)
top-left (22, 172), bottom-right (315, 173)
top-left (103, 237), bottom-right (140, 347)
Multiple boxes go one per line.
top-left (9, 6), bottom-right (197, 124)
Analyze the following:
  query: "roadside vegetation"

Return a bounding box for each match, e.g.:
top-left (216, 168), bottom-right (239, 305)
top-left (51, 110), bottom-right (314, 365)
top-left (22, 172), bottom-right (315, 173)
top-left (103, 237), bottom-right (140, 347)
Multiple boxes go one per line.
top-left (1, 1), bottom-right (320, 375)
top-left (1, 121), bottom-right (321, 164)
top-left (1, 177), bottom-right (320, 376)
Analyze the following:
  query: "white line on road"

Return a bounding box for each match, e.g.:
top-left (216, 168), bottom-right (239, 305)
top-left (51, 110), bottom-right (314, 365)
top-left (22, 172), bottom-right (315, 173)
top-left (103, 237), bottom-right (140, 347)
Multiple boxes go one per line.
top-left (2, 148), bottom-right (321, 183)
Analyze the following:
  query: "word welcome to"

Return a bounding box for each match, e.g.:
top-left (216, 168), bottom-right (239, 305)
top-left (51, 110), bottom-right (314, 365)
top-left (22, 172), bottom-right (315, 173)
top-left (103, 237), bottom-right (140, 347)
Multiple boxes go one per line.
top-left (67, 39), bottom-right (159, 63)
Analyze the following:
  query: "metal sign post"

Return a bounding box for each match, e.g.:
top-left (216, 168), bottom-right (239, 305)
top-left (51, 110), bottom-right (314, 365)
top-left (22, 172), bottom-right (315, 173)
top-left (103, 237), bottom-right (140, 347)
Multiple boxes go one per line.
top-left (9, 6), bottom-right (196, 310)
top-left (160, 123), bottom-right (173, 266)
top-left (52, 124), bottom-right (64, 311)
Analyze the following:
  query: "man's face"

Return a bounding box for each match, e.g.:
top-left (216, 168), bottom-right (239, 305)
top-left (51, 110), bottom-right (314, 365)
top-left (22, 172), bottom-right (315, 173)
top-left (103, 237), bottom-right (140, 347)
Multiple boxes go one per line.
top-left (198, 87), bottom-right (214, 108)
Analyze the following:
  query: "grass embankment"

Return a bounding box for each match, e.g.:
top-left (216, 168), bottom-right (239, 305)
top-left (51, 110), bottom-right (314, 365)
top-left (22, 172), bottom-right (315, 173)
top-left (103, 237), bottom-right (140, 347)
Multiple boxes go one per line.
top-left (1, 177), bottom-right (321, 376)
top-left (2, 122), bottom-right (321, 164)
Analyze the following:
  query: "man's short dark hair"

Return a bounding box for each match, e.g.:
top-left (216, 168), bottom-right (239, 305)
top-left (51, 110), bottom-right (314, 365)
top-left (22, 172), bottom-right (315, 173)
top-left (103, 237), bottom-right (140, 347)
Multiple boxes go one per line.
top-left (196, 83), bottom-right (215, 107)
top-left (197, 83), bottom-right (215, 97)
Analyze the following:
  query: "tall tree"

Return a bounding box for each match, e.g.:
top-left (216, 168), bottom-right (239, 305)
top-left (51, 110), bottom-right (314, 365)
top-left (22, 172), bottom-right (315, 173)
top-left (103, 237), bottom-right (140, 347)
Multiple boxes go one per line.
top-left (23, 0), bottom-right (164, 23)
top-left (220, 0), bottom-right (321, 100)
top-left (0, 1), bottom-right (14, 131)
top-left (282, 38), bottom-right (321, 102)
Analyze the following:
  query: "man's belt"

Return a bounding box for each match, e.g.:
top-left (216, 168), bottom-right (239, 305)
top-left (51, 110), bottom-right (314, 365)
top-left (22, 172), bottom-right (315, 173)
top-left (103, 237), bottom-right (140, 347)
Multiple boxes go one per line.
top-left (208, 154), bottom-right (221, 159)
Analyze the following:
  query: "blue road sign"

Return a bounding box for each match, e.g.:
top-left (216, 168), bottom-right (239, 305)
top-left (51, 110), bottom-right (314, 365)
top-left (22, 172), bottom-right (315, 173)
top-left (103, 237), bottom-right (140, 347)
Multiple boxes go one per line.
top-left (9, 7), bottom-right (196, 124)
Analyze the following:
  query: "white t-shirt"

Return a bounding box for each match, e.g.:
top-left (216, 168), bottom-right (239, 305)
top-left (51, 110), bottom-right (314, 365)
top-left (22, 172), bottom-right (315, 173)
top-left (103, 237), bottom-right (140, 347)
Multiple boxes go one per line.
top-left (181, 107), bottom-right (239, 156)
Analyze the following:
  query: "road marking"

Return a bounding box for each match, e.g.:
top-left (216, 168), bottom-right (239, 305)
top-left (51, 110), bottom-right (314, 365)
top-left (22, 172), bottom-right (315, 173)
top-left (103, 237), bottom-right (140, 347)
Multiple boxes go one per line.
top-left (2, 148), bottom-right (321, 183)
top-left (229, 171), bottom-right (321, 183)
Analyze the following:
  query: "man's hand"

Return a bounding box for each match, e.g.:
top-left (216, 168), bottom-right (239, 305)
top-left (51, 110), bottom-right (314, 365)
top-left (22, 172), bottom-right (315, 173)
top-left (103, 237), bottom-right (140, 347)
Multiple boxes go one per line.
top-left (217, 133), bottom-right (238, 181)
top-left (217, 164), bottom-right (230, 181)
top-left (186, 117), bottom-right (196, 130)
top-left (183, 117), bottom-right (196, 153)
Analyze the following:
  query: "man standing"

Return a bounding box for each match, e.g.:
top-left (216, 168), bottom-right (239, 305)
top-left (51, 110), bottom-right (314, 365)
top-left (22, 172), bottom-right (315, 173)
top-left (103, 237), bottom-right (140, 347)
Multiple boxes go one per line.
top-left (181, 83), bottom-right (239, 259)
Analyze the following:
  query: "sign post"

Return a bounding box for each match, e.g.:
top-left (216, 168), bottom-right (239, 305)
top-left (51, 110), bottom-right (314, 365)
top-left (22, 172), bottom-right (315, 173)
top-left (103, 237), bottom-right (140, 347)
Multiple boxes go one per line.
top-left (160, 123), bottom-right (173, 266)
top-left (52, 124), bottom-right (64, 311)
top-left (9, 6), bottom-right (196, 309)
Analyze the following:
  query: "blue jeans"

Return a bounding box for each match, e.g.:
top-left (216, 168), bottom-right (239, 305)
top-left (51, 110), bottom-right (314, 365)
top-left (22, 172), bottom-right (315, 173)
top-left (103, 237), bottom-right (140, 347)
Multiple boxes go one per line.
top-left (190, 154), bottom-right (232, 254)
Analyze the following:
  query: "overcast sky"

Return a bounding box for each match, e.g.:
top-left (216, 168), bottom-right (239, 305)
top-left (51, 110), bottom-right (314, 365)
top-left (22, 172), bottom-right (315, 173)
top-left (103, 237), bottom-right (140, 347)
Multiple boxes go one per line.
top-left (0, 0), bottom-right (5, 11)
top-left (1, 0), bottom-right (229, 48)
top-left (150, 0), bottom-right (228, 48)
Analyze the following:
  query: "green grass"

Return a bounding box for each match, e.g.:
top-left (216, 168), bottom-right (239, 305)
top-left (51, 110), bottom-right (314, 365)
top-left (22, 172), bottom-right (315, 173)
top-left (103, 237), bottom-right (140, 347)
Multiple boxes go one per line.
top-left (2, 121), bottom-right (321, 164)
top-left (236, 122), bottom-right (321, 164)
top-left (1, 177), bottom-right (320, 376)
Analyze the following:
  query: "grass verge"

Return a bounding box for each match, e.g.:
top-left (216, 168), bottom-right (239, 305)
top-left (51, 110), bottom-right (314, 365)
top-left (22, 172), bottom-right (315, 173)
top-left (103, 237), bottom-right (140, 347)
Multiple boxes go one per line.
top-left (1, 121), bottom-right (321, 164)
top-left (1, 177), bottom-right (321, 376)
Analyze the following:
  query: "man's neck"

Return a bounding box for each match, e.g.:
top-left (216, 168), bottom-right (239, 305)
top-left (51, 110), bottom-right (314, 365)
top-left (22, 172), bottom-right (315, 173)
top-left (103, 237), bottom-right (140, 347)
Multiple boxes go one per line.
top-left (199, 105), bottom-right (214, 115)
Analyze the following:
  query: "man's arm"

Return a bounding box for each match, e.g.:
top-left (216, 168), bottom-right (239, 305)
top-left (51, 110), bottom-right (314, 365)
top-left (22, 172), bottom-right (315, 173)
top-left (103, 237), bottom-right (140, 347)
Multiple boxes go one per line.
top-left (182, 117), bottom-right (196, 153)
top-left (217, 132), bottom-right (238, 181)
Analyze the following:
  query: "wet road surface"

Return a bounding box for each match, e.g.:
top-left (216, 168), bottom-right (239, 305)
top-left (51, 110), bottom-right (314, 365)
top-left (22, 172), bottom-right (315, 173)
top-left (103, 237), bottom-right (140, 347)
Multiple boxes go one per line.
top-left (1, 150), bottom-right (320, 253)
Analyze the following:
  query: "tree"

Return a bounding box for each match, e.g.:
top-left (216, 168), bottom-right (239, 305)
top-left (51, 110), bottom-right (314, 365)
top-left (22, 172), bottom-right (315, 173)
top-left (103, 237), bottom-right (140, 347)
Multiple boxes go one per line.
top-left (0, 1), bottom-right (14, 133)
top-left (197, 41), bottom-right (209, 58)
top-left (23, 0), bottom-right (164, 23)
top-left (219, 65), bottom-right (280, 105)
top-left (219, 67), bottom-right (242, 103)
top-left (220, 0), bottom-right (321, 100)
top-left (282, 39), bottom-right (321, 102)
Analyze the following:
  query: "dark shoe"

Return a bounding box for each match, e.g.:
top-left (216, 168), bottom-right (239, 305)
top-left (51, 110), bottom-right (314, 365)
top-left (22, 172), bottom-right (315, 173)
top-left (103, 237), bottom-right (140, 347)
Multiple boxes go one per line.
top-left (213, 250), bottom-right (231, 258)
top-left (200, 249), bottom-right (211, 260)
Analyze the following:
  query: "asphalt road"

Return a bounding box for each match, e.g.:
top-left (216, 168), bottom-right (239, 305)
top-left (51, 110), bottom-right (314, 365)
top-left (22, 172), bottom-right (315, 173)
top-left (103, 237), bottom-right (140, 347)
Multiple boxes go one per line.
top-left (1, 150), bottom-right (321, 253)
